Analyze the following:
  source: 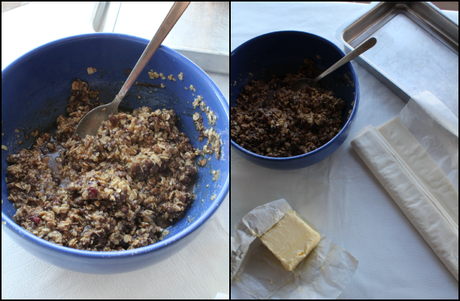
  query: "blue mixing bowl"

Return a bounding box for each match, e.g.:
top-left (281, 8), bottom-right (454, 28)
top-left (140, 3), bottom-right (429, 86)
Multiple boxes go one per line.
top-left (231, 31), bottom-right (359, 170)
top-left (1, 33), bottom-right (229, 274)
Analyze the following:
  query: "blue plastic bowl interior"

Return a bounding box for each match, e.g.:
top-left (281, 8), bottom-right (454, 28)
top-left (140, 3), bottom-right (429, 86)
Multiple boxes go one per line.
top-left (231, 31), bottom-right (359, 170)
top-left (1, 33), bottom-right (229, 274)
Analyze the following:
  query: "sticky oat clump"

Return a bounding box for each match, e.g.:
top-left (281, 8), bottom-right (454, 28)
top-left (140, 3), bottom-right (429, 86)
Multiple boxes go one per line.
top-left (6, 80), bottom-right (200, 251)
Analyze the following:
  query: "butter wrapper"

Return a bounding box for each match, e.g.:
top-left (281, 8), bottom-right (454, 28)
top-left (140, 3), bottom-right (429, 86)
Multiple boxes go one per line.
top-left (231, 199), bottom-right (358, 299)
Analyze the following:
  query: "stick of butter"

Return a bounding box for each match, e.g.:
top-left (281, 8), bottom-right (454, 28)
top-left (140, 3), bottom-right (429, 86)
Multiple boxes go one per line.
top-left (259, 210), bottom-right (321, 271)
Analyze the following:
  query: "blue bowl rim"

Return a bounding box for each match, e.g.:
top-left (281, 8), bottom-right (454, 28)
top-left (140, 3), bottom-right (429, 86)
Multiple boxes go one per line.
top-left (1, 32), bottom-right (229, 258)
top-left (230, 30), bottom-right (360, 162)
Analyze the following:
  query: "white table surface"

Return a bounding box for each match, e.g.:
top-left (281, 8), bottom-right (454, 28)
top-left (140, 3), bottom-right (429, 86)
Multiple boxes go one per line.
top-left (2, 2), bottom-right (229, 299)
top-left (230, 2), bottom-right (458, 299)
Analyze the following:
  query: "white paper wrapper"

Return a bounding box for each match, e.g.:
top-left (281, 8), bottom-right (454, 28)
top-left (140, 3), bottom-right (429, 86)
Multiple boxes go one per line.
top-left (351, 91), bottom-right (459, 280)
top-left (398, 91), bottom-right (458, 190)
top-left (231, 199), bottom-right (358, 299)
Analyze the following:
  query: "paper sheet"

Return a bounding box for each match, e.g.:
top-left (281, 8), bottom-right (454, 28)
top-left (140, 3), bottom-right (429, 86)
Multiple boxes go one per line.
top-left (231, 199), bottom-right (358, 299)
top-left (350, 91), bottom-right (459, 281)
top-left (398, 91), bottom-right (458, 190)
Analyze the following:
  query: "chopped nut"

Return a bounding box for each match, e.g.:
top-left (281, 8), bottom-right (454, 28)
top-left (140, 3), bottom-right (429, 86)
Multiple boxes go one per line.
top-left (148, 71), bottom-right (159, 79)
top-left (87, 67), bottom-right (97, 74)
top-left (212, 170), bottom-right (220, 181)
top-left (30, 129), bottom-right (39, 137)
top-left (197, 158), bottom-right (207, 167)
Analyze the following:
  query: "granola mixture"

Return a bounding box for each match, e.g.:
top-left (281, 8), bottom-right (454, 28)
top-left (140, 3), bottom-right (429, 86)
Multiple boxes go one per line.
top-left (6, 80), bottom-right (201, 251)
top-left (231, 59), bottom-right (346, 157)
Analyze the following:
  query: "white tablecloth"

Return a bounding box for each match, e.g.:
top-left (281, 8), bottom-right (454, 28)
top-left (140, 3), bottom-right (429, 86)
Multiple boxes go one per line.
top-left (231, 2), bottom-right (458, 299)
top-left (2, 2), bottom-right (229, 299)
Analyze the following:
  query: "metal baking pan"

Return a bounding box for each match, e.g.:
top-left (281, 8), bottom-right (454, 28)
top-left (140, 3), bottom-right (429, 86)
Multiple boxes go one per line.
top-left (336, 2), bottom-right (458, 114)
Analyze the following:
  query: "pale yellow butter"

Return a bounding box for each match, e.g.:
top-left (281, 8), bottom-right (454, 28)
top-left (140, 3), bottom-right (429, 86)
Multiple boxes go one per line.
top-left (260, 210), bottom-right (320, 271)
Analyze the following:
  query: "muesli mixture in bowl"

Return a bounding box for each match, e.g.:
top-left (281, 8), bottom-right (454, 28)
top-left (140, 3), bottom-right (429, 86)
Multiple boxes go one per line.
top-left (2, 33), bottom-right (229, 274)
top-left (230, 31), bottom-right (359, 170)
top-left (231, 58), bottom-right (346, 158)
top-left (5, 79), bottom-right (213, 251)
